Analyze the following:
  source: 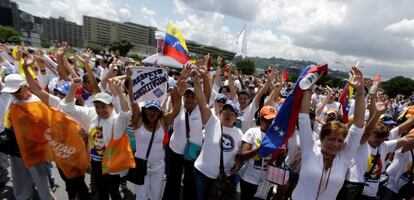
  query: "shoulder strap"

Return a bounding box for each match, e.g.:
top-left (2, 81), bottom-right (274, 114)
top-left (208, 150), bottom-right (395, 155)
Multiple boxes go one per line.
top-left (219, 124), bottom-right (225, 176)
top-left (409, 150), bottom-right (414, 181)
top-left (185, 111), bottom-right (190, 140)
top-left (145, 120), bottom-right (158, 159)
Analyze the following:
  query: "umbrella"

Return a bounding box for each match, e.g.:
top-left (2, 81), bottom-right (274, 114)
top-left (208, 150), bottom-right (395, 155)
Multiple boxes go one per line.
top-left (142, 53), bottom-right (183, 69)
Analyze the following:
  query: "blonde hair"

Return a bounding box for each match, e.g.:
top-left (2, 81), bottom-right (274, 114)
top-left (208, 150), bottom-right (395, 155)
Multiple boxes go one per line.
top-left (320, 120), bottom-right (348, 140)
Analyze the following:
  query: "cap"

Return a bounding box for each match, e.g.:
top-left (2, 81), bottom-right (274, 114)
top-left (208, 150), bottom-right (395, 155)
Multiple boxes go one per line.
top-left (1, 74), bottom-right (27, 93)
top-left (260, 105), bottom-right (277, 120)
top-left (144, 100), bottom-right (162, 111)
top-left (92, 92), bottom-right (113, 104)
top-left (380, 114), bottom-right (397, 125)
top-left (326, 109), bottom-right (338, 116)
top-left (222, 103), bottom-right (239, 115)
top-left (215, 93), bottom-right (228, 102)
top-left (54, 83), bottom-right (71, 96)
top-left (248, 84), bottom-right (255, 88)
top-left (184, 87), bottom-right (195, 94)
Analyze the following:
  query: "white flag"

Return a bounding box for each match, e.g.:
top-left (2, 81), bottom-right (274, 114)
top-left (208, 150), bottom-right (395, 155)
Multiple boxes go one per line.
top-left (237, 25), bottom-right (247, 58)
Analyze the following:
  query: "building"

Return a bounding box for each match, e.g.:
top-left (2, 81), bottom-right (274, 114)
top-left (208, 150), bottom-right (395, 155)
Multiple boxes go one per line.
top-left (0, 0), bottom-right (42, 47)
top-left (187, 40), bottom-right (235, 60)
top-left (83, 16), bottom-right (156, 56)
top-left (42, 17), bottom-right (83, 47)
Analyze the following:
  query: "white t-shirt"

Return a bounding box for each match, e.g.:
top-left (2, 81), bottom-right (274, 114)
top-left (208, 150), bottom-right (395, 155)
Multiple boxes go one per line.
top-left (236, 102), bottom-right (258, 133)
top-left (194, 114), bottom-right (243, 179)
top-left (385, 149), bottom-right (414, 193)
top-left (292, 114), bottom-right (364, 200)
top-left (311, 93), bottom-right (322, 106)
top-left (169, 105), bottom-right (204, 155)
top-left (134, 125), bottom-right (165, 165)
top-left (346, 140), bottom-right (398, 183)
top-left (239, 127), bottom-right (267, 185)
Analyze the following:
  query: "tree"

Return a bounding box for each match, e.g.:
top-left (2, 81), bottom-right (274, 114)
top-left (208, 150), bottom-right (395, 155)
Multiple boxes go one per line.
top-left (382, 76), bottom-right (414, 98)
top-left (86, 42), bottom-right (104, 54)
top-left (109, 39), bottom-right (134, 56)
top-left (129, 54), bottom-right (141, 62)
top-left (236, 59), bottom-right (256, 75)
top-left (0, 25), bottom-right (21, 43)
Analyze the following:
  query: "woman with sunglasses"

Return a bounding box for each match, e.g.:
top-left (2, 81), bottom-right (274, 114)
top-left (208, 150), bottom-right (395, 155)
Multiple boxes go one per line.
top-left (127, 72), bottom-right (183, 200)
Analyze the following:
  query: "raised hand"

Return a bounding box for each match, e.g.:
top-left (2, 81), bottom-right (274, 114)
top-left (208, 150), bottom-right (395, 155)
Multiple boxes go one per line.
top-left (56, 42), bottom-right (69, 57)
top-left (80, 49), bottom-right (93, 63)
top-left (23, 54), bottom-right (36, 68)
top-left (176, 79), bottom-right (187, 96)
top-left (180, 63), bottom-right (192, 79)
top-left (268, 69), bottom-right (279, 82)
top-left (72, 77), bottom-right (82, 88)
top-left (217, 56), bottom-right (222, 66)
top-left (190, 68), bottom-right (201, 83)
top-left (347, 66), bottom-right (365, 92)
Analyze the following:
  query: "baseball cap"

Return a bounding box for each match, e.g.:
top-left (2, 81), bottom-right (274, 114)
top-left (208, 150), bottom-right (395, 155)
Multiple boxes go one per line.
top-left (222, 103), bottom-right (239, 115)
top-left (184, 87), bottom-right (195, 95)
top-left (215, 93), bottom-right (228, 102)
top-left (380, 114), bottom-right (397, 125)
top-left (92, 92), bottom-right (113, 104)
top-left (144, 100), bottom-right (162, 111)
top-left (260, 105), bottom-right (278, 120)
top-left (1, 74), bottom-right (27, 93)
top-left (248, 84), bottom-right (255, 88)
top-left (53, 83), bottom-right (71, 96)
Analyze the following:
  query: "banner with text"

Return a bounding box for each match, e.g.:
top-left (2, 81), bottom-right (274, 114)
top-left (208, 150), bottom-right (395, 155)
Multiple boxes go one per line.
top-left (131, 66), bottom-right (168, 103)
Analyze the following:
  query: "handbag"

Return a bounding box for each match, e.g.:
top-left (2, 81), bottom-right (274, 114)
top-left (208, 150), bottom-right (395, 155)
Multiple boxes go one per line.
top-left (209, 125), bottom-right (236, 200)
top-left (266, 164), bottom-right (290, 185)
top-left (183, 111), bottom-right (201, 161)
top-left (0, 128), bottom-right (20, 157)
top-left (126, 123), bottom-right (157, 185)
top-left (101, 125), bottom-right (136, 174)
top-left (255, 159), bottom-right (273, 199)
top-left (398, 150), bottom-right (414, 199)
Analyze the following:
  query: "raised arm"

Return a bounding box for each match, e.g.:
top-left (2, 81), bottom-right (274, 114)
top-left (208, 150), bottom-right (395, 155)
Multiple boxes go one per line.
top-left (109, 79), bottom-right (129, 112)
top-left (298, 90), bottom-right (314, 154)
top-left (163, 80), bottom-right (184, 127)
top-left (255, 69), bottom-right (277, 107)
top-left (22, 55), bottom-right (51, 104)
top-left (264, 81), bottom-right (282, 106)
top-left (228, 73), bottom-right (237, 100)
top-left (193, 69), bottom-right (211, 125)
top-left (55, 42), bottom-right (74, 81)
top-left (197, 64), bottom-right (212, 103)
top-left (76, 49), bottom-right (101, 94)
top-left (348, 66), bottom-right (366, 128)
top-left (316, 86), bottom-right (333, 116)
top-left (360, 98), bottom-right (386, 144)
top-left (126, 68), bottom-right (141, 129)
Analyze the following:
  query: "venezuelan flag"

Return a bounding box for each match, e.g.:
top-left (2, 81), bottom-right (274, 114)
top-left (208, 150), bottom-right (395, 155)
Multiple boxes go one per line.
top-left (259, 64), bottom-right (328, 157)
top-left (338, 82), bottom-right (353, 124)
top-left (163, 23), bottom-right (190, 64)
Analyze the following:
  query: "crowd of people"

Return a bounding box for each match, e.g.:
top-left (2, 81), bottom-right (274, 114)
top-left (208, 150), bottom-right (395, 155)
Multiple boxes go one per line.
top-left (0, 41), bottom-right (414, 200)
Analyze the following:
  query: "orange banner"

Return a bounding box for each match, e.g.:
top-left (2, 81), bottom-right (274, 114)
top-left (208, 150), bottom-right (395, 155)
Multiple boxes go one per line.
top-left (10, 101), bottom-right (89, 178)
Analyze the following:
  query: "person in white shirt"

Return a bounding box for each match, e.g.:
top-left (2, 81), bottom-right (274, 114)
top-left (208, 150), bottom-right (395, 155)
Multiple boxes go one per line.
top-left (128, 73), bottom-right (182, 200)
top-left (191, 69), bottom-right (243, 200)
top-left (337, 101), bottom-right (414, 200)
top-left (60, 77), bottom-right (131, 200)
top-left (239, 105), bottom-right (278, 200)
top-left (2, 74), bottom-right (55, 200)
top-left (292, 66), bottom-right (366, 200)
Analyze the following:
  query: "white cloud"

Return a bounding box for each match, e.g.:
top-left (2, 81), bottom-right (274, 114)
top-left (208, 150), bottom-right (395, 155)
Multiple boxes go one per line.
top-left (385, 19), bottom-right (414, 37)
top-left (140, 7), bottom-right (155, 16)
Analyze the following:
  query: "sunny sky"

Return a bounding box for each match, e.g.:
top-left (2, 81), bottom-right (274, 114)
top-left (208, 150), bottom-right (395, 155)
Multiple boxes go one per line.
top-left (14, 0), bottom-right (414, 79)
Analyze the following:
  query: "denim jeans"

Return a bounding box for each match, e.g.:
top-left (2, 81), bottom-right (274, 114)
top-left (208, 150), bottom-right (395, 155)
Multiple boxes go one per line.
top-left (194, 169), bottom-right (215, 200)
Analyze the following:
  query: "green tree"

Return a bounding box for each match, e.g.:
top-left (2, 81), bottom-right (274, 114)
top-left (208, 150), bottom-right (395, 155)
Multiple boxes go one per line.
top-left (382, 76), bottom-right (414, 98)
top-left (129, 54), bottom-right (142, 62)
top-left (109, 39), bottom-right (134, 56)
top-left (0, 25), bottom-right (21, 43)
top-left (86, 42), bottom-right (104, 54)
top-left (236, 59), bottom-right (256, 75)
top-left (41, 39), bottom-right (50, 48)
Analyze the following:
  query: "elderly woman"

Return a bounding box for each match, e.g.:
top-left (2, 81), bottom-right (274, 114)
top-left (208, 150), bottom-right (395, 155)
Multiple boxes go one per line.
top-left (292, 66), bottom-right (366, 200)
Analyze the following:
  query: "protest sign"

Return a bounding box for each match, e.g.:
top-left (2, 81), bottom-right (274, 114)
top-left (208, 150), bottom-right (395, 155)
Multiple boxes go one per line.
top-left (130, 66), bottom-right (168, 103)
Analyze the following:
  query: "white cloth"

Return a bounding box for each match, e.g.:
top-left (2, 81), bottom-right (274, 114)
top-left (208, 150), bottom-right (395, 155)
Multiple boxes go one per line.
top-left (134, 125), bottom-right (165, 165)
top-left (169, 106), bottom-right (203, 155)
top-left (236, 101), bottom-right (258, 133)
top-left (194, 114), bottom-right (243, 179)
top-left (239, 127), bottom-right (267, 185)
top-left (385, 149), bottom-right (414, 193)
top-left (292, 113), bottom-right (364, 200)
top-left (135, 160), bottom-right (165, 200)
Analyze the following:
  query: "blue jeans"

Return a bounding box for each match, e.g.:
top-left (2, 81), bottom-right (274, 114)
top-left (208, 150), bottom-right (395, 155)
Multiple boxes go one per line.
top-left (194, 169), bottom-right (215, 200)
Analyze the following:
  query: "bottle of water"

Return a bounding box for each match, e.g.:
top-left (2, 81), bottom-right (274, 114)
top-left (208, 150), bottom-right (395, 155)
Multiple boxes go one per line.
top-left (299, 72), bottom-right (318, 90)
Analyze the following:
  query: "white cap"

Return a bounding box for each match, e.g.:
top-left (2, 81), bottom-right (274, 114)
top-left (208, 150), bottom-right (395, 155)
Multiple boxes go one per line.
top-left (1, 74), bottom-right (27, 93)
top-left (92, 92), bottom-right (113, 104)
